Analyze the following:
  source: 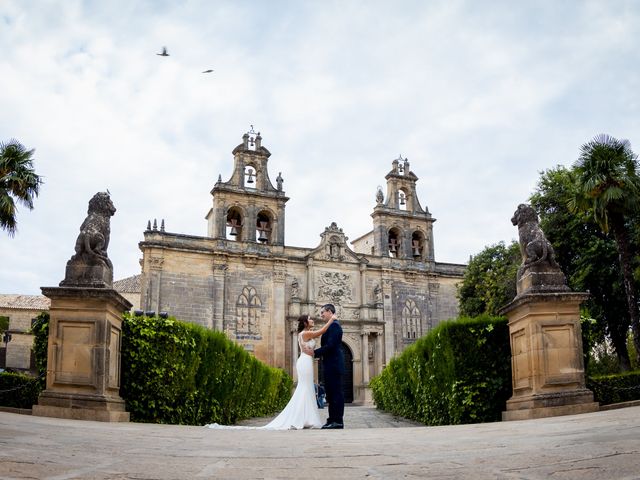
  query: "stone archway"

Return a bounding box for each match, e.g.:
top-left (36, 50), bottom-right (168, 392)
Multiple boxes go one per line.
top-left (318, 342), bottom-right (353, 404)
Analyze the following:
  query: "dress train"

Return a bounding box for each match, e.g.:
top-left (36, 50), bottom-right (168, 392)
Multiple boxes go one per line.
top-left (206, 335), bottom-right (322, 430)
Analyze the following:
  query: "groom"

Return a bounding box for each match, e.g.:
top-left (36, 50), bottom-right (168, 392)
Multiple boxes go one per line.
top-left (310, 303), bottom-right (345, 429)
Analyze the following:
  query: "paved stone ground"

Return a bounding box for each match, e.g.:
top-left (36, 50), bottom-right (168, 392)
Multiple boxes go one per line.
top-left (1, 406), bottom-right (640, 479)
top-left (237, 404), bottom-right (422, 428)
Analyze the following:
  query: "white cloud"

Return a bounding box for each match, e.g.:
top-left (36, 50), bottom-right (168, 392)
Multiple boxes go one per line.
top-left (2, 0), bottom-right (640, 294)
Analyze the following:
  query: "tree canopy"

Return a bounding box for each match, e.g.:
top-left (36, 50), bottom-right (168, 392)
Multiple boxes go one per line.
top-left (458, 150), bottom-right (640, 372)
top-left (457, 241), bottom-right (520, 317)
top-left (0, 139), bottom-right (43, 236)
top-left (568, 134), bottom-right (640, 367)
top-left (530, 165), bottom-right (634, 370)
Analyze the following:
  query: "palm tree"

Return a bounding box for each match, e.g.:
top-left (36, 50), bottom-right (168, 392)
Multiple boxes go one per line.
top-left (569, 134), bottom-right (640, 366)
top-left (0, 139), bottom-right (43, 236)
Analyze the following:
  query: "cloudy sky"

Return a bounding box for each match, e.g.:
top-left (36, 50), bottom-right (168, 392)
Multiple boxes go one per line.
top-left (1, 0), bottom-right (639, 296)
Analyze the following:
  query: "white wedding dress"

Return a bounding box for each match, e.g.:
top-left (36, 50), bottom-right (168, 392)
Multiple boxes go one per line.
top-left (206, 334), bottom-right (322, 430)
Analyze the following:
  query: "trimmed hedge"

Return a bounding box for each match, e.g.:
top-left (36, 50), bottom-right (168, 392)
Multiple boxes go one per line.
top-left (120, 313), bottom-right (292, 425)
top-left (0, 372), bottom-right (41, 408)
top-left (587, 371), bottom-right (640, 405)
top-left (3, 311), bottom-right (292, 425)
top-left (371, 315), bottom-right (512, 425)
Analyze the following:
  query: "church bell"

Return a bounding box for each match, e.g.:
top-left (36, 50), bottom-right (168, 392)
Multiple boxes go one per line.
top-left (228, 218), bottom-right (240, 236)
top-left (257, 221), bottom-right (270, 243)
top-left (412, 240), bottom-right (421, 257)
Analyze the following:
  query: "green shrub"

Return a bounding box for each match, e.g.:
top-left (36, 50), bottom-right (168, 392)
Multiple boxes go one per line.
top-left (8, 311), bottom-right (292, 425)
top-left (0, 372), bottom-right (41, 408)
top-left (31, 312), bottom-right (49, 379)
top-left (120, 313), bottom-right (292, 425)
top-left (0, 312), bottom-right (49, 409)
top-left (587, 371), bottom-right (640, 405)
top-left (371, 315), bottom-right (511, 425)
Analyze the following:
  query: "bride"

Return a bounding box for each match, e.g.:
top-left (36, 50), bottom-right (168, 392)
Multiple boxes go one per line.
top-left (206, 312), bottom-right (334, 430)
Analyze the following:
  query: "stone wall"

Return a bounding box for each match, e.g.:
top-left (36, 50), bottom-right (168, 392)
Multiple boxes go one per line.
top-left (0, 301), bottom-right (48, 371)
top-left (138, 230), bottom-right (465, 403)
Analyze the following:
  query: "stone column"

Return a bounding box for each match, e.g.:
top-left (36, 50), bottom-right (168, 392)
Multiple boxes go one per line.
top-left (33, 287), bottom-right (132, 422)
top-left (272, 261), bottom-right (287, 369)
top-left (291, 328), bottom-right (299, 382)
top-left (500, 203), bottom-right (599, 421)
top-left (500, 292), bottom-right (598, 420)
top-left (382, 276), bottom-right (395, 361)
top-left (360, 331), bottom-right (374, 404)
top-left (32, 191), bottom-right (132, 422)
top-left (289, 277), bottom-right (301, 319)
top-left (212, 255), bottom-right (228, 332)
top-left (306, 258), bottom-right (314, 305)
top-left (375, 332), bottom-right (384, 371)
top-left (361, 332), bottom-right (370, 384)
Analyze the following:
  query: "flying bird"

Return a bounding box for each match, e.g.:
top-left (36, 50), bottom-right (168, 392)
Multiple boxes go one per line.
top-left (157, 47), bottom-right (169, 57)
top-left (202, 69), bottom-right (214, 73)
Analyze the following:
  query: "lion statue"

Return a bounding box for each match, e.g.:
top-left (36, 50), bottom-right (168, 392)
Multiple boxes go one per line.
top-left (69, 192), bottom-right (116, 269)
top-left (511, 203), bottom-right (560, 275)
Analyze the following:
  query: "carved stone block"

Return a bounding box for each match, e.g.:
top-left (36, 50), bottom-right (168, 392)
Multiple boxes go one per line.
top-left (517, 268), bottom-right (570, 297)
top-left (60, 263), bottom-right (113, 288)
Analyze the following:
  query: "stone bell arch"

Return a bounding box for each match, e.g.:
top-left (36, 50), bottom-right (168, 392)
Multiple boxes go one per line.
top-left (206, 126), bottom-right (288, 246)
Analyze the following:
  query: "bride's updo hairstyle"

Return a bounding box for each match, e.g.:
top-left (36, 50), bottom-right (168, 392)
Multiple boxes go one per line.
top-left (297, 314), bottom-right (310, 333)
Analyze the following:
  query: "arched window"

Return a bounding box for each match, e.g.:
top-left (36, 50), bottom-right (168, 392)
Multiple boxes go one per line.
top-left (226, 208), bottom-right (243, 241)
top-left (402, 299), bottom-right (421, 340)
top-left (236, 286), bottom-right (262, 337)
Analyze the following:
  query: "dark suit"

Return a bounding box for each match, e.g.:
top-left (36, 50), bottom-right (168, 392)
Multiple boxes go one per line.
top-left (314, 320), bottom-right (345, 425)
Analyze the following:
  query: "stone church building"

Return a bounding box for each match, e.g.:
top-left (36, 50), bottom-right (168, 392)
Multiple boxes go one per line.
top-left (138, 129), bottom-right (465, 404)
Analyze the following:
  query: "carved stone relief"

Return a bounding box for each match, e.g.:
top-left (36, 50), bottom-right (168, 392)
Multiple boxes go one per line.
top-left (337, 307), bottom-right (360, 321)
top-left (404, 271), bottom-right (418, 283)
top-left (316, 272), bottom-right (354, 304)
top-left (373, 283), bottom-right (382, 303)
top-left (273, 261), bottom-right (286, 281)
top-left (149, 256), bottom-right (164, 270)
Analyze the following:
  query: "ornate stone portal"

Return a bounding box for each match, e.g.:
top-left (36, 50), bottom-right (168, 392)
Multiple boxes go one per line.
top-left (33, 192), bottom-right (132, 422)
top-left (500, 204), bottom-right (598, 421)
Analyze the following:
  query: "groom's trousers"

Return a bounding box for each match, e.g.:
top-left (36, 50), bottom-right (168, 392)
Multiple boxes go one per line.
top-left (325, 370), bottom-right (344, 424)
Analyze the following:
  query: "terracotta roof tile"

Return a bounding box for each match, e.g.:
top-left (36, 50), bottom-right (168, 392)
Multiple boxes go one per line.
top-left (0, 275), bottom-right (141, 309)
top-left (0, 295), bottom-right (51, 310)
top-left (112, 274), bottom-right (142, 293)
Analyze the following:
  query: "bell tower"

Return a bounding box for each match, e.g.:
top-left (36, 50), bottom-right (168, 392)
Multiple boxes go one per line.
top-left (371, 155), bottom-right (435, 262)
top-left (206, 127), bottom-right (288, 245)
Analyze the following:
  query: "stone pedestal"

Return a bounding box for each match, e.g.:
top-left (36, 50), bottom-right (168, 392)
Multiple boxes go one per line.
top-left (500, 292), bottom-right (599, 421)
top-left (60, 263), bottom-right (113, 288)
top-left (32, 287), bottom-right (132, 422)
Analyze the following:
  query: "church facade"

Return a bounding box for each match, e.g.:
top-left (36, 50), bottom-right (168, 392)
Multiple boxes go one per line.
top-left (138, 129), bottom-right (465, 404)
